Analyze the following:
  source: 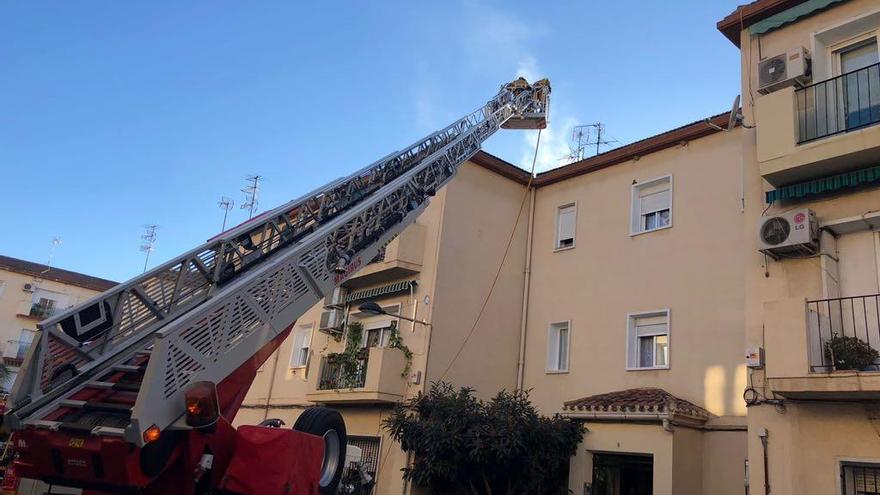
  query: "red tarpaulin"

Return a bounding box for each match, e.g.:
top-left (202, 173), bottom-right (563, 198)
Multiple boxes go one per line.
top-left (221, 426), bottom-right (324, 495)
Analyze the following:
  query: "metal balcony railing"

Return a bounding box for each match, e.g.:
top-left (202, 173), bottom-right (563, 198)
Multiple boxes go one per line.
top-left (4, 339), bottom-right (32, 366)
top-left (28, 303), bottom-right (58, 319)
top-left (796, 62), bottom-right (880, 143)
top-left (807, 293), bottom-right (880, 372)
top-left (317, 352), bottom-right (368, 390)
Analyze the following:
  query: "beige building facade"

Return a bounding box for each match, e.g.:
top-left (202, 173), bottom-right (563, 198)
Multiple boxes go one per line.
top-left (0, 256), bottom-right (115, 394)
top-left (236, 153), bottom-right (531, 494)
top-left (720, 1), bottom-right (880, 494)
top-left (242, 2), bottom-right (880, 493)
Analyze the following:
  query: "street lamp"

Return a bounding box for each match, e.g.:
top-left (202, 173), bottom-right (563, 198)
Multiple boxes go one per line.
top-left (358, 301), bottom-right (430, 327)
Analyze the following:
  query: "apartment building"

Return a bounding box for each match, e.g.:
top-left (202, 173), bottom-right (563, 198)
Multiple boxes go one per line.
top-left (720, 0), bottom-right (880, 494)
top-left (241, 2), bottom-right (880, 494)
top-left (236, 152), bottom-right (531, 494)
top-left (0, 256), bottom-right (116, 393)
top-left (526, 117), bottom-right (749, 495)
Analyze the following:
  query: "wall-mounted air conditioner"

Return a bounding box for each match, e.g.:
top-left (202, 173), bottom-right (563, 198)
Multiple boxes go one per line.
top-left (758, 46), bottom-right (811, 94)
top-left (758, 208), bottom-right (819, 259)
top-left (323, 287), bottom-right (345, 309)
top-left (318, 308), bottom-right (344, 335)
top-left (22, 283), bottom-right (36, 293)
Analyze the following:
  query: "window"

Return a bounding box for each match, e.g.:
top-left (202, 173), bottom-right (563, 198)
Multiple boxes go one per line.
top-left (631, 176), bottom-right (672, 235)
top-left (836, 37), bottom-right (880, 131)
top-left (841, 462), bottom-right (880, 495)
top-left (555, 203), bottom-right (576, 250)
top-left (546, 322), bottom-right (570, 372)
top-left (289, 324), bottom-right (313, 368)
top-left (362, 320), bottom-right (397, 349)
top-left (0, 280), bottom-right (6, 298)
top-left (627, 311), bottom-right (669, 370)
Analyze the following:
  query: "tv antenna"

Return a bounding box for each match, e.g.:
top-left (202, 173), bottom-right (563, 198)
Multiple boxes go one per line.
top-left (564, 123), bottom-right (617, 163)
top-left (218, 196), bottom-right (234, 231)
top-left (241, 175), bottom-right (263, 220)
top-left (47, 236), bottom-right (62, 267)
top-left (40, 236), bottom-right (63, 275)
top-left (140, 224), bottom-right (159, 273)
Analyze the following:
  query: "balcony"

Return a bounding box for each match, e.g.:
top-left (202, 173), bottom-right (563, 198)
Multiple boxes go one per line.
top-left (3, 339), bottom-right (32, 368)
top-left (16, 302), bottom-right (58, 320)
top-left (305, 346), bottom-right (407, 404)
top-left (763, 296), bottom-right (880, 400)
top-left (756, 63), bottom-right (880, 187)
top-left (344, 223), bottom-right (425, 289)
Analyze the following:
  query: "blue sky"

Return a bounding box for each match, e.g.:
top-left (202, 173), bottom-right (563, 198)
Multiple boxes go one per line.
top-left (0, 1), bottom-right (744, 282)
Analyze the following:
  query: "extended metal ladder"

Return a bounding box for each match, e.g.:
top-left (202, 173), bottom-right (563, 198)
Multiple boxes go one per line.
top-left (5, 78), bottom-right (550, 446)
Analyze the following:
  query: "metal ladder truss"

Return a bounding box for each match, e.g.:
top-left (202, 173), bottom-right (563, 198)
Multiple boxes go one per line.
top-left (6, 78), bottom-right (550, 446)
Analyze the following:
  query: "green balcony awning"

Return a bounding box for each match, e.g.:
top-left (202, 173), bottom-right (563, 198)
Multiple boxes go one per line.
top-left (766, 164), bottom-right (880, 203)
top-left (750, 0), bottom-right (848, 36)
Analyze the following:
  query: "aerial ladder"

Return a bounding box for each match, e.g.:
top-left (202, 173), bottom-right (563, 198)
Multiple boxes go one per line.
top-left (2, 77), bottom-right (550, 495)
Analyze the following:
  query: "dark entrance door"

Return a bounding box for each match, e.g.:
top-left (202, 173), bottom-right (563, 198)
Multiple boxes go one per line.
top-left (592, 453), bottom-right (653, 495)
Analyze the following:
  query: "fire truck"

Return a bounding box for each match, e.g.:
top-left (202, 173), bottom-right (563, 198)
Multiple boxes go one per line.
top-left (2, 78), bottom-right (550, 495)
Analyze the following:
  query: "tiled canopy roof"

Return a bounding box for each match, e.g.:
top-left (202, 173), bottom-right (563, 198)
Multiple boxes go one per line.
top-left (563, 388), bottom-right (712, 421)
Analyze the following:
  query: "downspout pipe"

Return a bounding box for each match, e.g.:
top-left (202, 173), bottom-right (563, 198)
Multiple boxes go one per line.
top-left (516, 186), bottom-right (536, 390)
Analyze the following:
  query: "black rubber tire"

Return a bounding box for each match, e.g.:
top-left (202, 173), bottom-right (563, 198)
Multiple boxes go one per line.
top-left (293, 407), bottom-right (347, 495)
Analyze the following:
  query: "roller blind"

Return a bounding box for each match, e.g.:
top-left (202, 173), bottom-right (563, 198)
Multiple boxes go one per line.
top-left (639, 189), bottom-right (670, 215)
top-left (557, 205), bottom-right (576, 247)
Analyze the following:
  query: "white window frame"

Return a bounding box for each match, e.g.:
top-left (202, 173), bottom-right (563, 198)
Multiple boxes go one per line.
top-left (352, 303), bottom-right (401, 349)
top-left (554, 202), bottom-right (577, 251)
top-left (546, 321), bottom-right (571, 373)
top-left (289, 323), bottom-right (313, 369)
top-left (630, 175), bottom-right (673, 236)
top-left (626, 309), bottom-right (670, 371)
top-left (829, 30), bottom-right (879, 76)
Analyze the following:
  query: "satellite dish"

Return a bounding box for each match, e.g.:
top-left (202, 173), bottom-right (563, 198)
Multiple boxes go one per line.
top-left (728, 95), bottom-right (742, 130)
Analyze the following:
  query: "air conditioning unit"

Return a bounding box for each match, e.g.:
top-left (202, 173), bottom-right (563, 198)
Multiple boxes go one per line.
top-left (758, 46), bottom-right (811, 94)
top-left (758, 208), bottom-right (819, 258)
top-left (318, 308), bottom-right (344, 335)
top-left (22, 283), bottom-right (36, 293)
top-left (323, 287), bottom-right (345, 309)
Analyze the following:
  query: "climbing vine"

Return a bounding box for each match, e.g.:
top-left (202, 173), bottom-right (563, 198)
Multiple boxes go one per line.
top-left (387, 321), bottom-right (413, 379)
top-left (324, 322), bottom-right (366, 388)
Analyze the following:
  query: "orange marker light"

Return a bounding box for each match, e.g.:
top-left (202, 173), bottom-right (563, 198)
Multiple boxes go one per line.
top-left (143, 425), bottom-right (161, 443)
top-left (184, 381), bottom-right (220, 429)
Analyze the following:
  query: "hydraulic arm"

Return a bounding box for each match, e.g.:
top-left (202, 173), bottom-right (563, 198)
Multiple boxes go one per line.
top-left (4, 78), bottom-right (549, 492)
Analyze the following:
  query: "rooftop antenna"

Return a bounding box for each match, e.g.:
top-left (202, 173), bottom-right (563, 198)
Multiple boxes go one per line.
top-left (40, 236), bottom-right (62, 275)
top-left (241, 175), bottom-right (263, 220)
top-left (562, 122), bottom-right (618, 164)
top-left (218, 196), bottom-right (234, 231)
top-left (140, 224), bottom-right (159, 273)
top-left (565, 125), bottom-right (592, 162)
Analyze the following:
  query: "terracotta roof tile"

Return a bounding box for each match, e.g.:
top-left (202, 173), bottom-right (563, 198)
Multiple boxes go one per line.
top-left (563, 388), bottom-right (712, 420)
top-left (0, 255), bottom-right (117, 292)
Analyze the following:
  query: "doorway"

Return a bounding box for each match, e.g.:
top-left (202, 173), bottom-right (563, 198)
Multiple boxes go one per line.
top-left (592, 453), bottom-right (653, 495)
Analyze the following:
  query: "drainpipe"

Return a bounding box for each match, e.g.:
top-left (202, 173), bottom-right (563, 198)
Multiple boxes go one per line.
top-left (262, 343), bottom-right (282, 421)
top-left (516, 187), bottom-right (536, 390)
top-left (759, 428), bottom-right (770, 495)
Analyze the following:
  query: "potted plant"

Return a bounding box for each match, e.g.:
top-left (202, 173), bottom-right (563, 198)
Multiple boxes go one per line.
top-left (824, 334), bottom-right (879, 371)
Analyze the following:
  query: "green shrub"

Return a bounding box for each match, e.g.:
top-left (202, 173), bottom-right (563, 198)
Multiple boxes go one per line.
top-left (825, 334), bottom-right (879, 371)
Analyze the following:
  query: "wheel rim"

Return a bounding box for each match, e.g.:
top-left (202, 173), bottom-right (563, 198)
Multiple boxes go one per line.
top-left (319, 429), bottom-right (341, 487)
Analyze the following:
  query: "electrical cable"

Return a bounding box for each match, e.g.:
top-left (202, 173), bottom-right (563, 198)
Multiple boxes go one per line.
top-left (374, 127), bottom-right (544, 488)
top-left (436, 127), bottom-right (543, 383)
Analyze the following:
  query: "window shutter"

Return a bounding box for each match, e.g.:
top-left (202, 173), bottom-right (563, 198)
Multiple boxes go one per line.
top-left (557, 205), bottom-right (576, 247)
top-left (639, 189), bottom-right (670, 215)
top-left (547, 326), bottom-right (560, 370)
top-left (290, 329), bottom-right (305, 367)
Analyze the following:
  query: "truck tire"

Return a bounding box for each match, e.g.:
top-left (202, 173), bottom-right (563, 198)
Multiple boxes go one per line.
top-left (293, 407), bottom-right (347, 495)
